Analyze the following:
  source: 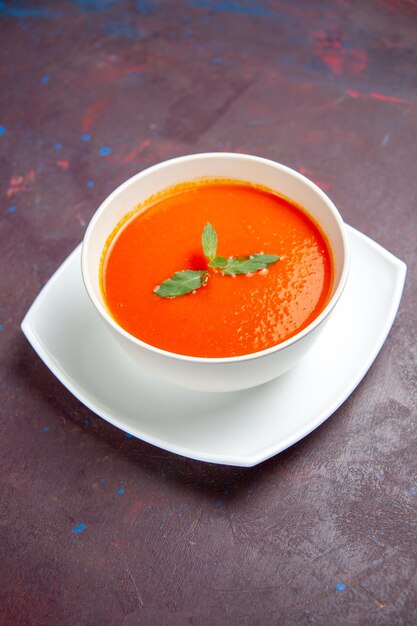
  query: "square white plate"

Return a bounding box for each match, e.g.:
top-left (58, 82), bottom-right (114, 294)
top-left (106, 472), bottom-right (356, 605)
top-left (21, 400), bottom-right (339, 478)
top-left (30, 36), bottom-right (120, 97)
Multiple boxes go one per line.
top-left (21, 226), bottom-right (406, 466)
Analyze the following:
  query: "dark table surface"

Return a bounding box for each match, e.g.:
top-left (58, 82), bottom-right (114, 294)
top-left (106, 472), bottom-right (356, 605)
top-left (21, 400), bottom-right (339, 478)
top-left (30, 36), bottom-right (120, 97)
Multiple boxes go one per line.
top-left (1, 1), bottom-right (416, 624)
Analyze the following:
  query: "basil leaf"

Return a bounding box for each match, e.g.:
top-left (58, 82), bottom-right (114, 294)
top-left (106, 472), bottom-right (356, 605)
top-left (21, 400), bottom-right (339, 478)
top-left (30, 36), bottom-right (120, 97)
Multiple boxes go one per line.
top-left (154, 223), bottom-right (280, 296)
top-left (208, 255), bottom-right (228, 268)
top-left (202, 222), bottom-right (218, 261)
top-left (154, 270), bottom-right (207, 298)
top-left (221, 253), bottom-right (280, 275)
top-left (221, 258), bottom-right (267, 275)
top-left (249, 253), bottom-right (280, 265)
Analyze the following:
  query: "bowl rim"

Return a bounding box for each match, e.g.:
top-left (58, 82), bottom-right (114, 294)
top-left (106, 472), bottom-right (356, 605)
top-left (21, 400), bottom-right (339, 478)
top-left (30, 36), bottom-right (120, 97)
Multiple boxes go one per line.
top-left (81, 152), bottom-right (350, 364)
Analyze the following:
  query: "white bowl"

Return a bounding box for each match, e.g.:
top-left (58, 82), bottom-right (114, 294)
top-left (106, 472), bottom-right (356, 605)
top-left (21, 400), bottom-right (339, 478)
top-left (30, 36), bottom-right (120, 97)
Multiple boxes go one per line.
top-left (81, 153), bottom-right (349, 392)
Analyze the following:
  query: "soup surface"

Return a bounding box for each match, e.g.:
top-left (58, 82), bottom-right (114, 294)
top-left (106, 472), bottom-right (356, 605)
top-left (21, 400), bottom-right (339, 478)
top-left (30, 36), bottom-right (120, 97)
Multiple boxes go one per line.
top-left (101, 180), bottom-right (333, 357)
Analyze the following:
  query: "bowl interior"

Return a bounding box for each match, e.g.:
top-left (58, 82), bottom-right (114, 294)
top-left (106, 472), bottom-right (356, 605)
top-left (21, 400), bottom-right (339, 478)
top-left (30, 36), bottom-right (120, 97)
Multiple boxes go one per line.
top-left (82, 153), bottom-right (348, 357)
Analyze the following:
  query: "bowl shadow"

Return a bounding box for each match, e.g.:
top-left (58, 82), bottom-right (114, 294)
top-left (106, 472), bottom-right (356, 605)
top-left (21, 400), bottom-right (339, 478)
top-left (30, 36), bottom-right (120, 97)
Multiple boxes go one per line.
top-left (15, 335), bottom-right (343, 503)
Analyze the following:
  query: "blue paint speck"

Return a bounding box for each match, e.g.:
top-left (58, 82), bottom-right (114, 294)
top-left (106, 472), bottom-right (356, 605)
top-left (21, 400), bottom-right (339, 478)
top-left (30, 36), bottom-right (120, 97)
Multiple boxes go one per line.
top-left (100, 478), bottom-right (107, 484)
top-left (99, 146), bottom-right (112, 156)
top-left (213, 56), bottom-right (222, 64)
top-left (125, 432), bottom-right (133, 438)
top-left (41, 75), bottom-right (50, 84)
top-left (72, 0), bottom-right (117, 12)
top-left (335, 583), bottom-right (346, 592)
top-left (82, 133), bottom-right (91, 141)
top-left (71, 523), bottom-right (85, 534)
top-left (0, 126), bottom-right (6, 136)
top-left (54, 142), bottom-right (62, 150)
top-left (83, 417), bottom-right (90, 426)
top-left (102, 20), bottom-right (144, 39)
top-left (86, 181), bottom-right (94, 188)
top-left (0, 325), bottom-right (4, 331)
top-left (383, 134), bottom-right (390, 146)
top-left (135, 0), bottom-right (154, 15)
top-left (117, 487), bottom-right (125, 495)
top-left (43, 426), bottom-right (49, 432)
top-left (7, 205), bottom-right (16, 213)
top-left (410, 486), bottom-right (417, 496)
top-left (0, 5), bottom-right (60, 17)
top-left (191, 0), bottom-right (273, 18)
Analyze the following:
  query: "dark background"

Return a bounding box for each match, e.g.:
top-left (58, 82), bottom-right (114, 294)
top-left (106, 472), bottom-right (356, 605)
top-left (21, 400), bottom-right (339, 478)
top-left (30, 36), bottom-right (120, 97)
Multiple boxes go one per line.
top-left (1, 1), bottom-right (416, 624)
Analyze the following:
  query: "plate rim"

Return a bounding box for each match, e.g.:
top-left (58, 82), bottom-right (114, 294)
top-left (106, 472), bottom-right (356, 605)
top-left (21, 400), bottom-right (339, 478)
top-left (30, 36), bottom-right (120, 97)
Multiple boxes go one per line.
top-left (21, 226), bottom-right (407, 467)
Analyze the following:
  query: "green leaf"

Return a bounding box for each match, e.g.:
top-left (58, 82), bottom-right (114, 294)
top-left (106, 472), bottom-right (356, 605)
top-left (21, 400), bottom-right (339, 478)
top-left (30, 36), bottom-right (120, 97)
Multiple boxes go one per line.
top-left (154, 270), bottom-right (207, 298)
top-left (154, 223), bottom-right (280, 296)
top-left (221, 253), bottom-right (280, 276)
top-left (208, 255), bottom-right (228, 268)
top-left (249, 253), bottom-right (280, 265)
top-left (202, 222), bottom-right (218, 261)
top-left (221, 258), bottom-right (266, 275)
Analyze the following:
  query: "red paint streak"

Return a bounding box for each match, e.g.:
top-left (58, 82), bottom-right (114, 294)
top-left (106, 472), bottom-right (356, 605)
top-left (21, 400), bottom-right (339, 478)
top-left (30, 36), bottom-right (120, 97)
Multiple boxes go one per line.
top-left (320, 52), bottom-right (344, 75)
top-left (321, 49), bottom-right (367, 76)
top-left (9, 176), bottom-right (24, 187)
top-left (56, 160), bottom-right (70, 169)
top-left (311, 30), bottom-right (367, 76)
top-left (345, 89), bottom-right (414, 105)
top-left (345, 89), bottom-right (361, 98)
top-left (121, 138), bottom-right (151, 164)
top-left (7, 170), bottom-right (35, 197)
top-left (82, 95), bottom-right (110, 132)
top-left (370, 91), bottom-right (413, 104)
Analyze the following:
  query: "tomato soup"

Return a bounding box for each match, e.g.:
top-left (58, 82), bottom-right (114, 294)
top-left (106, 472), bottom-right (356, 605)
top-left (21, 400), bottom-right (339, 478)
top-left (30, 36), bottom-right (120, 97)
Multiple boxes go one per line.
top-left (101, 180), bottom-right (333, 358)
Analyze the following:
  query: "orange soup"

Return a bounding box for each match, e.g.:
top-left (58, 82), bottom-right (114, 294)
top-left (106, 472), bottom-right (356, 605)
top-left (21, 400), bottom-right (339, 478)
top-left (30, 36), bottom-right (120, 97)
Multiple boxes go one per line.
top-left (101, 180), bottom-right (333, 358)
